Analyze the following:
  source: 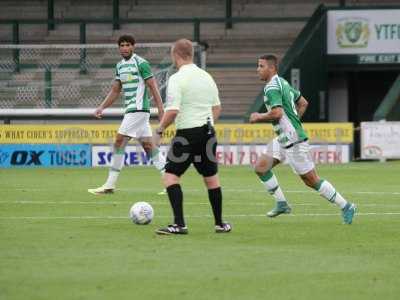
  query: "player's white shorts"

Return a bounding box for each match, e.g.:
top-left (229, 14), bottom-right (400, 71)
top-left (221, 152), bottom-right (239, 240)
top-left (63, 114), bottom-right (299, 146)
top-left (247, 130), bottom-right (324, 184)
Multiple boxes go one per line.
top-left (263, 137), bottom-right (315, 175)
top-left (118, 112), bottom-right (152, 138)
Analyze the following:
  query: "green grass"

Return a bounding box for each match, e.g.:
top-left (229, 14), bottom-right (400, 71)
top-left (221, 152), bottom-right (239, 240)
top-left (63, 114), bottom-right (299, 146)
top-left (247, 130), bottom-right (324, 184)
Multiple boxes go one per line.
top-left (1, 162), bottom-right (400, 299)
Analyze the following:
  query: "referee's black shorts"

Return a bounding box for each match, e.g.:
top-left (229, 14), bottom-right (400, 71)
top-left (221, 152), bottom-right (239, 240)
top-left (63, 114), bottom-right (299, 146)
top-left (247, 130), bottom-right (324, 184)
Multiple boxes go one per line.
top-left (165, 124), bottom-right (218, 177)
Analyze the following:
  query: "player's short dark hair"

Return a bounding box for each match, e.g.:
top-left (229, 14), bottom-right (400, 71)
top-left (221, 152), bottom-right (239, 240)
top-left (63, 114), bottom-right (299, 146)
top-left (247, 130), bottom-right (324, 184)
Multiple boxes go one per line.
top-left (259, 54), bottom-right (278, 70)
top-left (118, 35), bottom-right (136, 46)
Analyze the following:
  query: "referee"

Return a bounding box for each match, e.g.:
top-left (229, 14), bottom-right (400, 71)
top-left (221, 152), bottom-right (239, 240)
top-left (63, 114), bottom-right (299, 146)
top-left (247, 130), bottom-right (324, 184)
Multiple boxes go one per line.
top-left (155, 39), bottom-right (231, 235)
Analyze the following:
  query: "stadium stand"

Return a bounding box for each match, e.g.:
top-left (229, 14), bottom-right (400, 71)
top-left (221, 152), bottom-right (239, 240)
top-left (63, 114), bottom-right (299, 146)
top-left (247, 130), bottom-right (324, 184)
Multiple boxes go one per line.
top-left (1, 0), bottom-right (399, 118)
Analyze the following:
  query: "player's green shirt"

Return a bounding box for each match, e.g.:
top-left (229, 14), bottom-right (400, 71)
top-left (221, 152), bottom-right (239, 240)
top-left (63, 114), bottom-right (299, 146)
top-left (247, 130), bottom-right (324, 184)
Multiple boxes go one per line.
top-left (264, 74), bottom-right (307, 147)
top-left (115, 54), bottom-right (153, 114)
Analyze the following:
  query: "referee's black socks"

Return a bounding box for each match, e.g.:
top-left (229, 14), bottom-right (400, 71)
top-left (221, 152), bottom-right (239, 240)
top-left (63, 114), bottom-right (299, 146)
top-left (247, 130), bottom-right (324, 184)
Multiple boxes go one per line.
top-left (208, 187), bottom-right (223, 226)
top-left (166, 184), bottom-right (185, 227)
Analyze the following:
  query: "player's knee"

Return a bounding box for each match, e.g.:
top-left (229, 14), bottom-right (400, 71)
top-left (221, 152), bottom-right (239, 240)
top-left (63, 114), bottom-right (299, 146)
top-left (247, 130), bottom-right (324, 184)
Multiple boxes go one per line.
top-left (142, 142), bottom-right (153, 154)
top-left (163, 173), bottom-right (179, 187)
top-left (254, 155), bottom-right (273, 175)
top-left (203, 175), bottom-right (220, 189)
top-left (114, 137), bottom-right (125, 148)
top-left (302, 176), bottom-right (318, 188)
top-left (254, 161), bottom-right (270, 175)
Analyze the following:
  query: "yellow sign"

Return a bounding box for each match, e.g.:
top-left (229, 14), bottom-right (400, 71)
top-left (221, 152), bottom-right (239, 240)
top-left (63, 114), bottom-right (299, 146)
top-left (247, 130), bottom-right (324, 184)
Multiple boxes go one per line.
top-left (0, 123), bottom-right (353, 144)
top-left (304, 123), bottom-right (353, 144)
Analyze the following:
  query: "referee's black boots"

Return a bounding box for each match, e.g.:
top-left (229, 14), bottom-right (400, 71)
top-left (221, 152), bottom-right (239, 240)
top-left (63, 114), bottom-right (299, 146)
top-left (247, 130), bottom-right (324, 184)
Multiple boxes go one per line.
top-left (215, 222), bottom-right (232, 233)
top-left (155, 224), bottom-right (188, 235)
top-left (156, 222), bottom-right (233, 235)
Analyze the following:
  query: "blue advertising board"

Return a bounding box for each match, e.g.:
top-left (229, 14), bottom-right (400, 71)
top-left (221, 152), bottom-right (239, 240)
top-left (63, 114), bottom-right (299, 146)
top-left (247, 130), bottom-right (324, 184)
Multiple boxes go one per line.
top-left (92, 145), bottom-right (169, 167)
top-left (0, 144), bottom-right (91, 168)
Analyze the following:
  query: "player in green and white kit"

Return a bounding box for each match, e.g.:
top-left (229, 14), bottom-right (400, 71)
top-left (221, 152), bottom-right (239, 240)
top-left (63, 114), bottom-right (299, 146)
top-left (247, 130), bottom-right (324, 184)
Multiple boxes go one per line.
top-left (250, 55), bottom-right (356, 224)
top-left (88, 35), bottom-right (166, 195)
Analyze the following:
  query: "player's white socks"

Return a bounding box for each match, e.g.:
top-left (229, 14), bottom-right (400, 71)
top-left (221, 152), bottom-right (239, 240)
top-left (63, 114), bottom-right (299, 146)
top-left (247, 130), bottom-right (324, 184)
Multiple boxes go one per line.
top-left (315, 179), bottom-right (347, 209)
top-left (150, 148), bottom-right (166, 174)
top-left (104, 148), bottom-right (125, 189)
top-left (258, 171), bottom-right (288, 203)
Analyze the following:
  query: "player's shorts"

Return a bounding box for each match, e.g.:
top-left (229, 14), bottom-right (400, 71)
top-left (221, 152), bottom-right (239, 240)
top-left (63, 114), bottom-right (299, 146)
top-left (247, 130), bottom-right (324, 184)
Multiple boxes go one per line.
top-left (118, 112), bottom-right (152, 138)
top-left (165, 124), bottom-right (218, 177)
top-left (263, 137), bottom-right (315, 175)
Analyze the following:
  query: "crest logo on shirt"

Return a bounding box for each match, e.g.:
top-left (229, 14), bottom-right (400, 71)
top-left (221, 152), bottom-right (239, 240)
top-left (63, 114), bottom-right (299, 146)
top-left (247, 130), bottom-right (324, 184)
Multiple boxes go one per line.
top-left (120, 73), bottom-right (135, 83)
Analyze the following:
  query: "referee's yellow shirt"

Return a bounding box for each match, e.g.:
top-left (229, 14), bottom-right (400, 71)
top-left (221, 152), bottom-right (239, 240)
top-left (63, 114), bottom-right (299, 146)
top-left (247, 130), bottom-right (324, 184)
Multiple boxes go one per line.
top-left (166, 64), bottom-right (220, 130)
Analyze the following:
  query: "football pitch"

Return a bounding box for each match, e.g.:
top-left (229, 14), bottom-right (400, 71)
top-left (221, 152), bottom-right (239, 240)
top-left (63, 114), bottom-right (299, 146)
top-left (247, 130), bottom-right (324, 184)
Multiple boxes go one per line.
top-left (1, 162), bottom-right (400, 299)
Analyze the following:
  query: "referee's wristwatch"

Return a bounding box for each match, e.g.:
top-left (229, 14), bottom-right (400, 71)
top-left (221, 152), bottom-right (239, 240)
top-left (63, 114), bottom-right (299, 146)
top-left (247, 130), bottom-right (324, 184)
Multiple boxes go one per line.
top-left (155, 126), bottom-right (164, 135)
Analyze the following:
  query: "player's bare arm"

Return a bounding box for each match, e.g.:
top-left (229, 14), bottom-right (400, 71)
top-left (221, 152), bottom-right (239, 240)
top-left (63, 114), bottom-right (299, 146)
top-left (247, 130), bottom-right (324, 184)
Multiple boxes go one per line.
top-left (295, 96), bottom-right (308, 118)
top-left (94, 80), bottom-right (122, 118)
top-left (156, 109), bottom-right (178, 135)
top-left (145, 77), bottom-right (164, 121)
top-left (212, 104), bottom-right (221, 121)
top-left (249, 106), bottom-right (283, 123)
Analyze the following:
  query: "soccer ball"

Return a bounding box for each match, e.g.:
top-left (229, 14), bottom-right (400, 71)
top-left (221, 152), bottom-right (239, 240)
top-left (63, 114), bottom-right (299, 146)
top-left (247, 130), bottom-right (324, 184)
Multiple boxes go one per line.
top-left (129, 202), bottom-right (154, 225)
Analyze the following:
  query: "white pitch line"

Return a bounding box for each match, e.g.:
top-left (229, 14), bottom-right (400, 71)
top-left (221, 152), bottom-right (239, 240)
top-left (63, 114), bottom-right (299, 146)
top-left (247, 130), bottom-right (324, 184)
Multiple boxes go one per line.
top-left (1, 187), bottom-right (400, 196)
top-left (1, 212), bottom-right (400, 220)
top-left (0, 200), bottom-right (315, 206)
top-left (1, 201), bottom-right (400, 208)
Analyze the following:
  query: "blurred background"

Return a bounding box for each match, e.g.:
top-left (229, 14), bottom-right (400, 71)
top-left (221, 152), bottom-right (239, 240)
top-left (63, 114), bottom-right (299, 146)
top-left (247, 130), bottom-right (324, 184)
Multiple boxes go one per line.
top-left (1, 0), bottom-right (400, 167)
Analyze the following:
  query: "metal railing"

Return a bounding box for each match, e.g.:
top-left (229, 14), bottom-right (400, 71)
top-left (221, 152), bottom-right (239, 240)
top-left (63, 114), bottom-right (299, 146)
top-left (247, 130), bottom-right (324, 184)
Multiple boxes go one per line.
top-left (0, 16), bottom-right (309, 45)
top-left (0, 43), bottom-right (205, 116)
